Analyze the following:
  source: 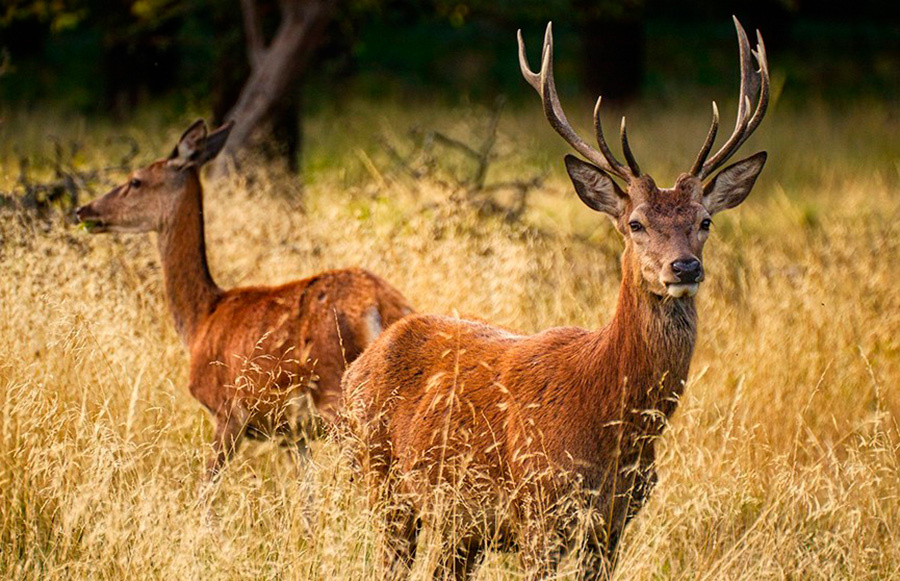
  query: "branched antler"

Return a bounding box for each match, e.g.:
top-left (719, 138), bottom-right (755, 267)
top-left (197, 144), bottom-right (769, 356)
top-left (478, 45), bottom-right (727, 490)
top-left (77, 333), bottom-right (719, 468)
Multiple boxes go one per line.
top-left (518, 22), bottom-right (639, 183)
top-left (690, 16), bottom-right (770, 179)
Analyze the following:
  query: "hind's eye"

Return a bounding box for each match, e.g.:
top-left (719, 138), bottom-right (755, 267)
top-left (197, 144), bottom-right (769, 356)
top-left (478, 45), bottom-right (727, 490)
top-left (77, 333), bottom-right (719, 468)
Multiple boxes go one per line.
top-left (700, 218), bottom-right (712, 231)
top-left (130, 178), bottom-right (142, 189)
top-left (629, 221), bottom-right (644, 233)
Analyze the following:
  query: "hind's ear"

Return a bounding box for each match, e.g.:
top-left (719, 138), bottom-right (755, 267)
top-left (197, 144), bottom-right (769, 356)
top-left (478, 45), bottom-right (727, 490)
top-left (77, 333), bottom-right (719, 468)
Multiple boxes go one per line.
top-left (168, 120), bottom-right (233, 169)
top-left (194, 121), bottom-right (234, 166)
top-left (169, 120), bottom-right (208, 168)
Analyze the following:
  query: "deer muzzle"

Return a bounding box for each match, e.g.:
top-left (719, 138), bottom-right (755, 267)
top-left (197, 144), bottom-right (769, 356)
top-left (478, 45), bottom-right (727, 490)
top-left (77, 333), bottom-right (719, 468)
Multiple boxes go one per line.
top-left (75, 204), bottom-right (108, 233)
top-left (665, 258), bottom-right (704, 298)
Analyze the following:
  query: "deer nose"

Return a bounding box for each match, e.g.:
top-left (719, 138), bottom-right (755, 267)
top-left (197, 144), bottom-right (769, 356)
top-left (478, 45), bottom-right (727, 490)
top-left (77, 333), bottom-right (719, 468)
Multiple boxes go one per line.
top-left (75, 205), bottom-right (96, 221)
top-left (671, 258), bottom-right (703, 283)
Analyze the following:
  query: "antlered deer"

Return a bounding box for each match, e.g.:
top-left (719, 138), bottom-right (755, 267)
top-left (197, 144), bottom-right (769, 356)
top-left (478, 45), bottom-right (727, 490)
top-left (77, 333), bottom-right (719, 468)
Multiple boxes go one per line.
top-left (343, 18), bottom-right (768, 580)
top-left (75, 120), bottom-right (412, 481)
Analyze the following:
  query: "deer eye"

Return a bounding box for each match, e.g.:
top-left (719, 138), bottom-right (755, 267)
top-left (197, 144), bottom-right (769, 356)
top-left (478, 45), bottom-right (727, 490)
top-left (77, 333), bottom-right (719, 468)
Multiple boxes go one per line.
top-left (700, 218), bottom-right (712, 231)
top-left (130, 178), bottom-right (142, 189)
top-left (629, 221), bottom-right (644, 233)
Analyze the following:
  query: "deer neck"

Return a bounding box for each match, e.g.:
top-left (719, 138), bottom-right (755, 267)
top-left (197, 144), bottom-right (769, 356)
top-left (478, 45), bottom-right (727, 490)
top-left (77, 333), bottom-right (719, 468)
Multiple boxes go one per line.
top-left (584, 246), bottom-right (698, 434)
top-left (156, 171), bottom-right (221, 345)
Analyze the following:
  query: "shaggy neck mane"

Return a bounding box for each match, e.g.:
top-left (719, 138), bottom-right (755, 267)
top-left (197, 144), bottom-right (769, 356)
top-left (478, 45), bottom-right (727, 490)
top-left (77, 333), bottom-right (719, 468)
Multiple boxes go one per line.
top-left (156, 169), bottom-right (221, 344)
top-left (572, 245), bottom-right (697, 438)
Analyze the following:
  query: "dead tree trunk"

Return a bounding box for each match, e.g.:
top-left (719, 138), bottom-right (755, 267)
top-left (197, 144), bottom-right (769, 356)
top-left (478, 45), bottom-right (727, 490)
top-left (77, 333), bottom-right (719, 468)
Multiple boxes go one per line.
top-left (213, 0), bottom-right (333, 177)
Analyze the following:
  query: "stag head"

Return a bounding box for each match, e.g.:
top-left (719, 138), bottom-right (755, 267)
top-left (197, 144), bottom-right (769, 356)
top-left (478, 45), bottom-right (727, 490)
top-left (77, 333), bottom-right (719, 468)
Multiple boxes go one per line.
top-left (519, 18), bottom-right (769, 298)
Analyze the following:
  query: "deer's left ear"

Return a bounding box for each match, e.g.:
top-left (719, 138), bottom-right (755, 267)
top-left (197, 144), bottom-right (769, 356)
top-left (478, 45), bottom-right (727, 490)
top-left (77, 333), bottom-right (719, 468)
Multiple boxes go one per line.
top-left (703, 151), bottom-right (767, 214)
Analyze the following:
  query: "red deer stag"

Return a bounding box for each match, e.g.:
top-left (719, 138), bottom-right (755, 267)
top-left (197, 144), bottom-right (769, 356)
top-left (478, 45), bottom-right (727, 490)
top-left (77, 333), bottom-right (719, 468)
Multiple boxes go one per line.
top-left (343, 17), bottom-right (768, 580)
top-left (75, 120), bottom-right (413, 481)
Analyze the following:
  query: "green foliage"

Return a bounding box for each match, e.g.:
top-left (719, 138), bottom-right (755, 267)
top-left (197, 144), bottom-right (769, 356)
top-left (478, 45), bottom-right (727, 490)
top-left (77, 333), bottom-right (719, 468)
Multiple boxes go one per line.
top-left (2, 1), bottom-right (899, 114)
top-left (1, 0), bottom-right (184, 30)
top-left (429, 0), bottom-right (644, 25)
top-left (1, 0), bottom-right (88, 32)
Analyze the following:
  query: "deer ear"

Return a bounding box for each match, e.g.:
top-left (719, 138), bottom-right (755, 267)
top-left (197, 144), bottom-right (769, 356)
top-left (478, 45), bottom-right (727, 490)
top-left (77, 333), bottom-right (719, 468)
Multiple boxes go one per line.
top-left (169, 119), bottom-right (208, 168)
top-left (565, 155), bottom-right (627, 219)
top-left (194, 121), bottom-right (234, 167)
top-left (703, 151), bottom-right (767, 214)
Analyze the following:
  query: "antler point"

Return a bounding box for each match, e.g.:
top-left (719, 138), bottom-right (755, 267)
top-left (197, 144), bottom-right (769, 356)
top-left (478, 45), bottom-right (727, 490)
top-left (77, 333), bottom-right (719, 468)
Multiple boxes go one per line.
top-left (522, 21), bottom-right (635, 183)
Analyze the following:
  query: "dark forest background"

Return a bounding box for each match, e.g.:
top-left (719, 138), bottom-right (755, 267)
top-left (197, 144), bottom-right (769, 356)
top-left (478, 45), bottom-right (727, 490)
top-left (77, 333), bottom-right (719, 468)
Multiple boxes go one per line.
top-left (2, 0), bottom-right (899, 171)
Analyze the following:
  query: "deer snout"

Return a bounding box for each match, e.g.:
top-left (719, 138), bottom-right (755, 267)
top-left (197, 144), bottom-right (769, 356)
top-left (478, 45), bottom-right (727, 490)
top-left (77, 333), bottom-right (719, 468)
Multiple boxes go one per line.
top-left (75, 204), bottom-right (95, 221)
top-left (75, 203), bottom-right (108, 233)
top-left (664, 258), bottom-right (703, 298)
top-left (671, 258), bottom-right (704, 284)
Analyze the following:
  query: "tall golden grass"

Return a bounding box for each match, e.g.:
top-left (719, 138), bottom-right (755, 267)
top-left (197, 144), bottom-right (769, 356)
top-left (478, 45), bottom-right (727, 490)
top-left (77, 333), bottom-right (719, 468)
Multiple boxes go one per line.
top-left (1, 96), bottom-right (898, 579)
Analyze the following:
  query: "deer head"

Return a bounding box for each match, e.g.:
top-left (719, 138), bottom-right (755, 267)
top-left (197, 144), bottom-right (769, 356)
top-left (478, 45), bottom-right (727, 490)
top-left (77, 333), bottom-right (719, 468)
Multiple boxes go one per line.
top-left (519, 17), bottom-right (768, 299)
top-left (76, 120), bottom-right (233, 234)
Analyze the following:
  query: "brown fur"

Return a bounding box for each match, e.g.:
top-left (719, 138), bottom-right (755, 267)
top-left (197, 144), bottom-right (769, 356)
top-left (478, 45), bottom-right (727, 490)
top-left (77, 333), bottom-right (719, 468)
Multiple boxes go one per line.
top-left (76, 120), bottom-right (413, 479)
top-left (342, 82), bottom-right (767, 581)
top-left (343, 230), bottom-right (696, 580)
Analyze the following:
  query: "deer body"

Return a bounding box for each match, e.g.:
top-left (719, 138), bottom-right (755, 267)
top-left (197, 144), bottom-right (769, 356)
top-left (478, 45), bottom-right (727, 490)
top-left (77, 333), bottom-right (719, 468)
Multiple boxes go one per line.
top-left (346, 202), bottom-right (698, 579)
top-left (76, 120), bottom-right (412, 479)
top-left (188, 268), bottom-right (409, 444)
top-left (344, 18), bottom-right (768, 580)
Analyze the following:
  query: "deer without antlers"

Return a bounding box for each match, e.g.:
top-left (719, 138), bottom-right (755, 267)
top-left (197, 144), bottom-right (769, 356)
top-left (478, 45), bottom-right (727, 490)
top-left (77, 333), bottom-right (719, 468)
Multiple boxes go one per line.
top-left (343, 17), bottom-right (768, 580)
top-left (75, 120), bottom-right (413, 481)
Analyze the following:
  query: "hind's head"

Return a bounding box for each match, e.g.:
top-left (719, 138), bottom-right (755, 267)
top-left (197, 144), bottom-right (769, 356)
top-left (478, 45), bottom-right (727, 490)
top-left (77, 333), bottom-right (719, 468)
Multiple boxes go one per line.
top-left (76, 120), bottom-right (232, 234)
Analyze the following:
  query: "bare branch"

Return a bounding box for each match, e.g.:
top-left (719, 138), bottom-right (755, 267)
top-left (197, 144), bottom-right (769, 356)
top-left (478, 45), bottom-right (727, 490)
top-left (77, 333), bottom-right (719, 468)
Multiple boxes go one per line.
top-left (240, 0), bottom-right (266, 70)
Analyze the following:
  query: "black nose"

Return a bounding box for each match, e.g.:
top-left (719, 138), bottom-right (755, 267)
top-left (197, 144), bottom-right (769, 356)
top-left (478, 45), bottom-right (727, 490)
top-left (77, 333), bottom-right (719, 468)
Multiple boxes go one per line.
top-left (671, 258), bottom-right (703, 283)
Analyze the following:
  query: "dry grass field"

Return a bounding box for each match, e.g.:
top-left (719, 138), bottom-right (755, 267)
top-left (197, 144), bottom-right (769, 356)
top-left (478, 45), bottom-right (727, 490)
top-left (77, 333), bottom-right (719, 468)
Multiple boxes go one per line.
top-left (1, 96), bottom-right (899, 579)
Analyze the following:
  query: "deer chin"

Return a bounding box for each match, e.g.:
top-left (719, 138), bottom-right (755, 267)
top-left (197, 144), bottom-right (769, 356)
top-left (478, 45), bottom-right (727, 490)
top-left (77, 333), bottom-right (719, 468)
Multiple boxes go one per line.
top-left (665, 283), bottom-right (700, 298)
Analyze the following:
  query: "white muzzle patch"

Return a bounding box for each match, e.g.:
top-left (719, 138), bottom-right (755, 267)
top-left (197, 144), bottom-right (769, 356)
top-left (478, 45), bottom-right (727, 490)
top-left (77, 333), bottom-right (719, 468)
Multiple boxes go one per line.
top-left (665, 283), bottom-right (700, 298)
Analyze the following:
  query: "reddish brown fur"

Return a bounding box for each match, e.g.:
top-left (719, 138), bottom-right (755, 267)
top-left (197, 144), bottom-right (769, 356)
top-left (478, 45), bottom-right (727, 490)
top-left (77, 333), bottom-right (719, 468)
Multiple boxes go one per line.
top-left (76, 121), bottom-right (413, 480)
top-left (343, 192), bottom-right (698, 580)
top-left (342, 21), bottom-right (769, 579)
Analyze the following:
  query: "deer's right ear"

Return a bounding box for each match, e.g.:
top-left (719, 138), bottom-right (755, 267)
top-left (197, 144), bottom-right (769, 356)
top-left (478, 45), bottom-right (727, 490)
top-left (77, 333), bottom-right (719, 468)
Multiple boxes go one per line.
top-left (194, 121), bottom-right (234, 167)
top-left (565, 155), bottom-right (627, 219)
top-left (169, 119), bottom-right (208, 168)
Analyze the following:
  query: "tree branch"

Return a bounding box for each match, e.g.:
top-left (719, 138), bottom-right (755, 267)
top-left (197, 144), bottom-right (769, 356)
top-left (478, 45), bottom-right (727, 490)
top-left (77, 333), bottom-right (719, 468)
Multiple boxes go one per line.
top-left (240, 0), bottom-right (266, 70)
top-left (214, 0), bottom-right (334, 176)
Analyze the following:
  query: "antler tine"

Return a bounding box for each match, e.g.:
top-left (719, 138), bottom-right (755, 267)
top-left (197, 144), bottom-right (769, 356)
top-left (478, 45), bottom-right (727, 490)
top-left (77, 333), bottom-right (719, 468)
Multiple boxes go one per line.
top-left (689, 101), bottom-right (720, 175)
top-left (517, 29), bottom-right (541, 92)
top-left (592, 96), bottom-right (628, 176)
top-left (620, 117), bottom-right (642, 176)
top-left (734, 17), bottom-right (756, 131)
top-left (744, 31), bottom-right (770, 137)
top-left (695, 17), bottom-right (770, 180)
top-left (520, 23), bottom-right (634, 182)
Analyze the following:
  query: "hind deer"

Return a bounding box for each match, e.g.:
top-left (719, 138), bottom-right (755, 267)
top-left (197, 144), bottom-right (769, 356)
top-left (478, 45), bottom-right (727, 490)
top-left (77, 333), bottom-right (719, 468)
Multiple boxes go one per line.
top-left (75, 120), bottom-right (413, 481)
top-left (343, 17), bottom-right (768, 580)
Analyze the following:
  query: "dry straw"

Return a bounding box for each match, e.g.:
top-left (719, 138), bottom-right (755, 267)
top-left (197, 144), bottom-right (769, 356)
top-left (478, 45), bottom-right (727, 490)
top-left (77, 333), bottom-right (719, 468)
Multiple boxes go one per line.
top-left (1, 97), bottom-right (898, 579)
